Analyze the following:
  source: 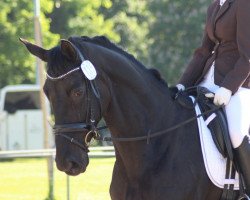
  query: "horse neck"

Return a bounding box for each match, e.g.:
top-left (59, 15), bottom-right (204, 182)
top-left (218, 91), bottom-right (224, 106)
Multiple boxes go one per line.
top-left (97, 53), bottom-right (175, 137)
top-left (92, 48), bottom-right (182, 175)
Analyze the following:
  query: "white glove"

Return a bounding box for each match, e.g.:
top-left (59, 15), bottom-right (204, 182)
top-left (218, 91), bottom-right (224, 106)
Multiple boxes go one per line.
top-left (176, 84), bottom-right (185, 91)
top-left (205, 87), bottom-right (232, 106)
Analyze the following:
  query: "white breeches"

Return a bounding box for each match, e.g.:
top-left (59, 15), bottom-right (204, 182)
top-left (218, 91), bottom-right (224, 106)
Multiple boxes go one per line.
top-left (199, 64), bottom-right (250, 148)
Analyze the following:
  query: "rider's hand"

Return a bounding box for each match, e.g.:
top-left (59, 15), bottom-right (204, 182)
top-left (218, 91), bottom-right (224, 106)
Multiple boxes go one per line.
top-left (176, 84), bottom-right (185, 91)
top-left (205, 87), bottom-right (232, 106)
top-left (214, 87), bottom-right (232, 106)
top-left (169, 84), bottom-right (185, 99)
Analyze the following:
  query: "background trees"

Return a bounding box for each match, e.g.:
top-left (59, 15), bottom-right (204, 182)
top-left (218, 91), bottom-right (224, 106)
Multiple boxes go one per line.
top-left (147, 0), bottom-right (210, 83)
top-left (0, 0), bottom-right (211, 88)
top-left (0, 0), bottom-right (59, 87)
top-left (48, 0), bottom-right (119, 41)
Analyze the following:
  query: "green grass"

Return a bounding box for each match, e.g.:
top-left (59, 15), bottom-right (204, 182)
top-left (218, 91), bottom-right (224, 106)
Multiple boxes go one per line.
top-left (0, 157), bottom-right (115, 200)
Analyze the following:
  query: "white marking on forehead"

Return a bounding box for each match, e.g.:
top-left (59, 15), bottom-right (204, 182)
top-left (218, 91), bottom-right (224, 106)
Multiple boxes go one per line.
top-left (46, 67), bottom-right (80, 80)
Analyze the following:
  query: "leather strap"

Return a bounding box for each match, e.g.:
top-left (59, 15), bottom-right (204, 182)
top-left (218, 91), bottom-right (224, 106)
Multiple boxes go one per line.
top-left (53, 123), bottom-right (91, 133)
top-left (55, 133), bottom-right (89, 152)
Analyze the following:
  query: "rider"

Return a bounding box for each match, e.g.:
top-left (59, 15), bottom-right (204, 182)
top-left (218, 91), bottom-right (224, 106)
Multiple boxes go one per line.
top-left (176, 0), bottom-right (250, 194)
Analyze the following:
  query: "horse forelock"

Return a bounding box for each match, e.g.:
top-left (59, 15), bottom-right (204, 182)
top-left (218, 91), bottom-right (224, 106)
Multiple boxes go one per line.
top-left (46, 46), bottom-right (80, 78)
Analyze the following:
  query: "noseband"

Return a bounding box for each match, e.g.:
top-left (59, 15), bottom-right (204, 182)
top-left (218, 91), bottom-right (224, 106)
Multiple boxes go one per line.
top-left (53, 122), bottom-right (107, 152)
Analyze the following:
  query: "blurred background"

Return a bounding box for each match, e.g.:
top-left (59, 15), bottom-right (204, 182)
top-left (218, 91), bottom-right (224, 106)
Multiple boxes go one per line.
top-left (0, 0), bottom-right (211, 199)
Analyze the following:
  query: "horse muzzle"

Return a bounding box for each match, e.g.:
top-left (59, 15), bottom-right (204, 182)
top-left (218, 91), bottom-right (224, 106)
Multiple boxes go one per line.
top-left (55, 153), bottom-right (89, 176)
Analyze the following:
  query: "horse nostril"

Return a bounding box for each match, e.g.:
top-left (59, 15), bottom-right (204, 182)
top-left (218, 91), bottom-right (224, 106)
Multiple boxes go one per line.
top-left (66, 159), bottom-right (82, 171)
top-left (70, 160), bottom-right (80, 169)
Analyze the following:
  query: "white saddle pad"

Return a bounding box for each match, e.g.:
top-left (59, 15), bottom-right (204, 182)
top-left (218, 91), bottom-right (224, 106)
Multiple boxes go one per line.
top-left (191, 97), bottom-right (239, 189)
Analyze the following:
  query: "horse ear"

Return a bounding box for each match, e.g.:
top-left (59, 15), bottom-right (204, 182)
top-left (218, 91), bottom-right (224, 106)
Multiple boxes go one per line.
top-left (60, 39), bottom-right (78, 61)
top-left (19, 38), bottom-right (49, 62)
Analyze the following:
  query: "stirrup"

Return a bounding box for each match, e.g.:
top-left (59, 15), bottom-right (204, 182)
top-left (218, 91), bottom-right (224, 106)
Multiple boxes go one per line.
top-left (238, 194), bottom-right (250, 200)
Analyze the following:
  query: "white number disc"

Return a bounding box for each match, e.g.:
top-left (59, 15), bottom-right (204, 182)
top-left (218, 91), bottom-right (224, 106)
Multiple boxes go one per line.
top-left (80, 60), bottom-right (97, 80)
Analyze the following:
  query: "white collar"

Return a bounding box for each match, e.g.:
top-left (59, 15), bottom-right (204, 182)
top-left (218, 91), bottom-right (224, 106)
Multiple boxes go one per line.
top-left (220, 0), bottom-right (227, 6)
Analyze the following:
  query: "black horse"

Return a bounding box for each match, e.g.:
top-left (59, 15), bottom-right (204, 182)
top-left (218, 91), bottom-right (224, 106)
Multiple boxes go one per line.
top-left (20, 36), bottom-right (236, 200)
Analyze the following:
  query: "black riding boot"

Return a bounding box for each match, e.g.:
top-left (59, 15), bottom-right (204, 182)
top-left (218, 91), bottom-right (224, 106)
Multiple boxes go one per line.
top-left (234, 136), bottom-right (250, 195)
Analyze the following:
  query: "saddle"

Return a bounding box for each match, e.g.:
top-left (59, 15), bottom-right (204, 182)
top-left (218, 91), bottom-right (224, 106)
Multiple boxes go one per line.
top-left (173, 87), bottom-right (250, 199)
top-left (174, 86), bottom-right (233, 160)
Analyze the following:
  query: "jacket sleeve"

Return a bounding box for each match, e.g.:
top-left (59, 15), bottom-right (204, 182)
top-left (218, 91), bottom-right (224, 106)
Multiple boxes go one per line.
top-left (179, 6), bottom-right (215, 87)
top-left (221, 0), bottom-right (250, 94)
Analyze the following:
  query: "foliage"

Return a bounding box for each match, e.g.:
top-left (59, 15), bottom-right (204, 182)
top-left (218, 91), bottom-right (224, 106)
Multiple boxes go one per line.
top-left (54, 0), bottom-right (210, 85)
top-left (100, 0), bottom-right (153, 66)
top-left (0, 0), bottom-right (59, 88)
top-left (0, 0), bottom-right (213, 88)
top-left (48, 0), bottom-right (119, 41)
top-left (147, 0), bottom-right (210, 84)
top-left (49, 0), bottom-right (152, 66)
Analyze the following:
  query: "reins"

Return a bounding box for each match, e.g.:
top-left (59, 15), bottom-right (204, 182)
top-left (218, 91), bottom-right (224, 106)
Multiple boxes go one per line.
top-left (53, 103), bottom-right (222, 151)
top-left (94, 104), bottom-right (223, 143)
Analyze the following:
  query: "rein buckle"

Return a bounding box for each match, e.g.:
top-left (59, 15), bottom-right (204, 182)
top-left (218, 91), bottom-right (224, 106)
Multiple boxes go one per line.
top-left (85, 130), bottom-right (100, 146)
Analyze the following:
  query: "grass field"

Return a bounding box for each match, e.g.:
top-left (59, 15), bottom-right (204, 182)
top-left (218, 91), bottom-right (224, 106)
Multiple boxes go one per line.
top-left (0, 157), bottom-right (115, 200)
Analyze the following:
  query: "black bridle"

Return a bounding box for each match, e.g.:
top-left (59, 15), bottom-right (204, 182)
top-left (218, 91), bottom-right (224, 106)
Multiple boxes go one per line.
top-left (47, 42), bottom-right (108, 152)
top-left (51, 77), bottom-right (108, 152)
top-left (52, 84), bottom-right (107, 152)
top-left (53, 122), bottom-right (107, 152)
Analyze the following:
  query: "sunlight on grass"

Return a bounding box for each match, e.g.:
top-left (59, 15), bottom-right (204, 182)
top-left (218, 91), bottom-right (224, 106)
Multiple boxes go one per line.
top-left (0, 157), bottom-right (115, 200)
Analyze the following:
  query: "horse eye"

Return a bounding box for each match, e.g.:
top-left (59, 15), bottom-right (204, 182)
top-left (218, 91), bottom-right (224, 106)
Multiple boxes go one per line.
top-left (72, 89), bottom-right (84, 97)
top-left (74, 91), bottom-right (82, 97)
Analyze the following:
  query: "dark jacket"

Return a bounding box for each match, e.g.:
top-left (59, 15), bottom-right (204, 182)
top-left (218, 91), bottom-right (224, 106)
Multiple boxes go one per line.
top-left (179, 0), bottom-right (250, 94)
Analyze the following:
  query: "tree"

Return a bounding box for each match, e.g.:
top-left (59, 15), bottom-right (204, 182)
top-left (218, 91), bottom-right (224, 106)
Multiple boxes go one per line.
top-left (100, 0), bottom-right (152, 66)
top-left (48, 0), bottom-right (119, 41)
top-left (0, 0), bottom-right (59, 88)
top-left (49, 0), bottom-right (152, 67)
top-left (147, 0), bottom-right (210, 85)
top-left (0, 0), bottom-right (213, 88)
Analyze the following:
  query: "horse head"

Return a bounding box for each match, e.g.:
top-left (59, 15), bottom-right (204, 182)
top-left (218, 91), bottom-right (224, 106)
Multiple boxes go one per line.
top-left (20, 36), bottom-right (173, 178)
top-left (20, 37), bottom-right (112, 176)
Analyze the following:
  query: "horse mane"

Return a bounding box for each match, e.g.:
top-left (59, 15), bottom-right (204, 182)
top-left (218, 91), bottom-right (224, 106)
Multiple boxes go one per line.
top-left (72, 36), bottom-right (168, 86)
top-left (80, 36), bottom-right (146, 70)
top-left (47, 35), bottom-right (167, 86)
